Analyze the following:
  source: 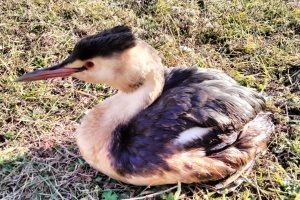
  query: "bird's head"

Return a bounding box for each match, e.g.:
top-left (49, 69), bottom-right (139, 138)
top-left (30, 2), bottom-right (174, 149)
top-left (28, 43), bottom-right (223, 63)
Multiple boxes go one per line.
top-left (16, 25), bottom-right (163, 92)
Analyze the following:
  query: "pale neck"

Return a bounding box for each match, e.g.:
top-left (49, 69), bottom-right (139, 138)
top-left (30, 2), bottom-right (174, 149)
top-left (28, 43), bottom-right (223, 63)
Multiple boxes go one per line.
top-left (76, 58), bottom-right (165, 179)
top-left (75, 66), bottom-right (164, 179)
top-left (77, 40), bottom-right (165, 137)
top-left (107, 68), bottom-right (164, 125)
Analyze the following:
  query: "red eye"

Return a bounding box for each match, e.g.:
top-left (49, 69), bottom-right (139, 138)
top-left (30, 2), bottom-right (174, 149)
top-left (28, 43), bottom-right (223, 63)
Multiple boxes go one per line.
top-left (85, 61), bottom-right (94, 68)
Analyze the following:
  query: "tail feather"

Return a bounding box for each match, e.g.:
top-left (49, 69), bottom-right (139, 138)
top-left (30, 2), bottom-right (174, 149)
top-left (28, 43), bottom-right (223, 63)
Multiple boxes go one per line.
top-left (209, 112), bottom-right (274, 190)
top-left (210, 112), bottom-right (273, 168)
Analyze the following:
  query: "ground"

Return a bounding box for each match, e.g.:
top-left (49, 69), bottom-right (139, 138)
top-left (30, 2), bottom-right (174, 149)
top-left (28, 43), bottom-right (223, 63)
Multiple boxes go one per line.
top-left (0, 0), bottom-right (299, 199)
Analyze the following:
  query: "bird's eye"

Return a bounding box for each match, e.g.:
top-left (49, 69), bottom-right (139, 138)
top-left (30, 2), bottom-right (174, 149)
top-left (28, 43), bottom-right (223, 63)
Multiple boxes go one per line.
top-left (84, 61), bottom-right (94, 68)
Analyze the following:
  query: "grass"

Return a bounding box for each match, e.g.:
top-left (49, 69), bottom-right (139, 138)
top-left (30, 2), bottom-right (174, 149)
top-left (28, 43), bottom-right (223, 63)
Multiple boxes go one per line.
top-left (0, 0), bottom-right (299, 199)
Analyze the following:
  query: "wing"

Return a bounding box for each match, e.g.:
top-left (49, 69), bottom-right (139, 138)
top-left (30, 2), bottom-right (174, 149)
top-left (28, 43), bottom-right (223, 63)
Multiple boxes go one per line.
top-left (109, 67), bottom-right (266, 175)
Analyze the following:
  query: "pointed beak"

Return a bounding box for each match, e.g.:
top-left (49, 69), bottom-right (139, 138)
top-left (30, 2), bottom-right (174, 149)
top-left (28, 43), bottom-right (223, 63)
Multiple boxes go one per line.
top-left (15, 61), bottom-right (86, 82)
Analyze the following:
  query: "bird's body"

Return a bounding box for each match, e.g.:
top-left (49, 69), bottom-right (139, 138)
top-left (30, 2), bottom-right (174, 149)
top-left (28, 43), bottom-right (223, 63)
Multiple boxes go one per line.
top-left (16, 26), bottom-right (273, 189)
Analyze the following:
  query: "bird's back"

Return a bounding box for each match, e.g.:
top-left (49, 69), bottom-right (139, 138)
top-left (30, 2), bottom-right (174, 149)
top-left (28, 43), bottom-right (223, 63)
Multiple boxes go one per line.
top-left (109, 67), bottom-right (272, 184)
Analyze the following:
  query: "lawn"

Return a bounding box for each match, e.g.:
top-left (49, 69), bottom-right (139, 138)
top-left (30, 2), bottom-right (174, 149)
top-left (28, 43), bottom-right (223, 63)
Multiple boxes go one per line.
top-left (0, 0), bottom-right (299, 199)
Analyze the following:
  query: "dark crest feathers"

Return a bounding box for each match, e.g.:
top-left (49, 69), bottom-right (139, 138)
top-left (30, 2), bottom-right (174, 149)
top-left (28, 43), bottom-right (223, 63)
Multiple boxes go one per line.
top-left (70, 25), bottom-right (136, 60)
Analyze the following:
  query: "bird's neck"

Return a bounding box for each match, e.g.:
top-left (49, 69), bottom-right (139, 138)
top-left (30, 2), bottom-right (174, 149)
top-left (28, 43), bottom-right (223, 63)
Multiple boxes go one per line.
top-left (104, 40), bottom-right (165, 124)
top-left (77, 37), bottom-right (166, 137)
top-left (77, 63), bottom-right (165, 141)
top-left (76, 64), bottom-right (164, 178)
top-left (108, 67), bottom-right (164, 125)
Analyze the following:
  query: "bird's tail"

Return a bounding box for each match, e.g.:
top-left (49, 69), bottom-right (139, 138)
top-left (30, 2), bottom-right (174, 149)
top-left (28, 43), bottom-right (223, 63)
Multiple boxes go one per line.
top-left (213, 112), bottom-right (274, 191)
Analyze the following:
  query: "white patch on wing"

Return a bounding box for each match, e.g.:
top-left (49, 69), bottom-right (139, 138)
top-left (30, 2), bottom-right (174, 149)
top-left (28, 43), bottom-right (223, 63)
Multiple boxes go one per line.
top-left (173, 127), bottom-right (213, 145)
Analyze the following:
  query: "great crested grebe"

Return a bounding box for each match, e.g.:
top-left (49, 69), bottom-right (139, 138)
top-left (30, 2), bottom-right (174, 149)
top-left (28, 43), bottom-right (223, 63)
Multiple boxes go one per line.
top-left (16, 25), bottom-right (273, 190)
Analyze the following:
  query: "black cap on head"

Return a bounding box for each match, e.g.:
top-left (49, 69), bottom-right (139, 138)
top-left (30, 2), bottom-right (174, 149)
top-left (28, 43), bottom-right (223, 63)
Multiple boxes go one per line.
top-left (70, 25), bottom-right (136, 61)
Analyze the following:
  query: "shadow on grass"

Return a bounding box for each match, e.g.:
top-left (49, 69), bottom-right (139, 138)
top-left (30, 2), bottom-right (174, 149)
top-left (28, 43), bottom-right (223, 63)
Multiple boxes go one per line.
top-left (1, 139), bottom-right (297, 200)
top-left (0, 141), bottom-right (205, 200)
top-left (0, 139), bottom-right (270, 200)
top-left (0, 142), bottom-right (142, 199)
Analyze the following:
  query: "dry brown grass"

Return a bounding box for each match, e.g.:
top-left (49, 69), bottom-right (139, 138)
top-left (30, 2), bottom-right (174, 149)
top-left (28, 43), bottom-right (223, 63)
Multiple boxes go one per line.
top-left (1, 0), bottom-right (299, 199)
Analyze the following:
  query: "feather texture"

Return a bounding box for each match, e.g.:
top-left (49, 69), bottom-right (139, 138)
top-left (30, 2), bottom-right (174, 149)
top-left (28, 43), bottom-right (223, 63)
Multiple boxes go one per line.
top-left (110, 67), bottom-right (270, 179)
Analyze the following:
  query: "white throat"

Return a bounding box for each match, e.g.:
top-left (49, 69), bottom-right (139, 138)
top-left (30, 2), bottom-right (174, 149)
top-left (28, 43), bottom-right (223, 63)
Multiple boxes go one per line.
top-left (103, 70), bottom-right (164, 126)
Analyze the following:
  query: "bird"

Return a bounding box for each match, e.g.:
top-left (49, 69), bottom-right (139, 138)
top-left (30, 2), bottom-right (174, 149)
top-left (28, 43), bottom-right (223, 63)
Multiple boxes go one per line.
top-left (16, 25), bottom-right (274, 190)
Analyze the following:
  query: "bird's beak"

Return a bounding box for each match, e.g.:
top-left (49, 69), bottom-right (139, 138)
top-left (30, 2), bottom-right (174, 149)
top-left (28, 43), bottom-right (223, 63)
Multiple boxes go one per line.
top-left (15, 60), bottom-right (86, 82)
